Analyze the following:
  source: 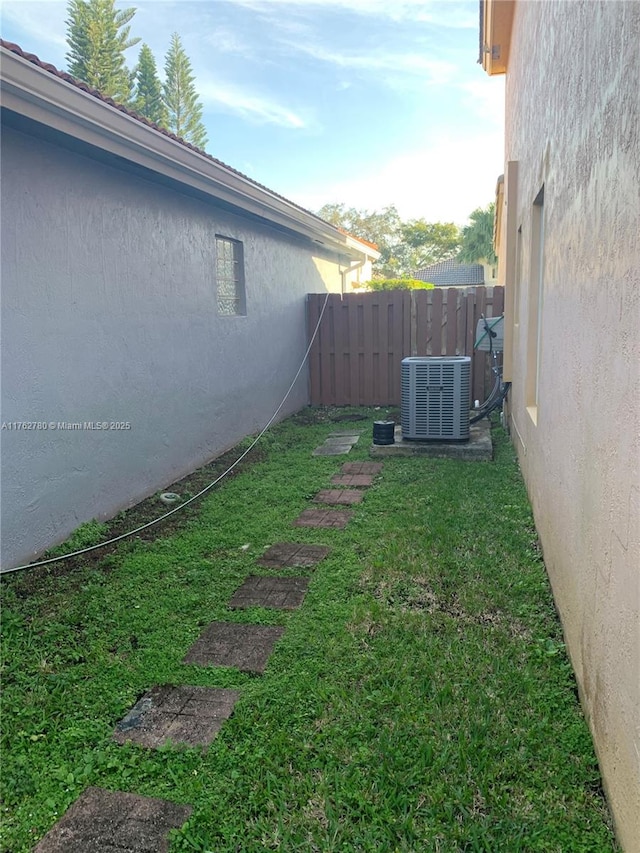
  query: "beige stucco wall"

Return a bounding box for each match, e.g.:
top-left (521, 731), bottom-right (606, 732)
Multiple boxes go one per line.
top-left (499, 2), bottom-right (640, 848)
top-left (345, 257), bottom-right (374, 291)
top-left (316, 255), bottom-right (375, 293)
top-left (481, 261), bottom-right (498, 286)
top-left (313, 256), bottom-right (343, 293)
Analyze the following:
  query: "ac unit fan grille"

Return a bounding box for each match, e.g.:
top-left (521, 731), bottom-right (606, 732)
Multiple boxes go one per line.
top-left (401, 357), bottom-right (470, 440)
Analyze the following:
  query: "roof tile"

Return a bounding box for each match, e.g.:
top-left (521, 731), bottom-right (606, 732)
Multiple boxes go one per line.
top-left (413, 258), bottom-right (484, 286)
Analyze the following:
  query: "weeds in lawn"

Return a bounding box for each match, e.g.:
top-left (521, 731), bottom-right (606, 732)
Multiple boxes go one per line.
top-left (0, 409), bottom-right (618, 852)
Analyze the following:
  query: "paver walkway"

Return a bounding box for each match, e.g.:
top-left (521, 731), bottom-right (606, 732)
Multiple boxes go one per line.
top-left (257, 542), bottom-right (330, 568)
top-left (330, 474), bottom-right (375, 487)
top-left (33, 787), bottom-right (192, 853)
top-left (228, 575), bottom-right (310, 610)
top-left (293, 508), bottom-right (353, 528)
top-left (113, 685), bottom-right (240, 749)
top-left (313, 489), bottom-right (364, 506)
top-left (312, 431), bottom-right (362, 456)
top-left (183, 622), bottom-right (285, 673)
top-left (341, 461), bottom-right (384, 474)
top-left (36, 450), bottom-right (384, 849)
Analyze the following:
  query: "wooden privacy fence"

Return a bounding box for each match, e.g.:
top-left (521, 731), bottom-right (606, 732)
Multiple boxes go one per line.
top-left (307, 286), bottom-right (504, 407)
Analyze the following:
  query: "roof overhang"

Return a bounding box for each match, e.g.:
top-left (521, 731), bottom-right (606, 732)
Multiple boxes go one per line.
top-left (343, 233), bottom-right (381, 262)
top-left (480, 0), bottom-right (514, 75)
top-left (0, 46), bottom-right (364, 261)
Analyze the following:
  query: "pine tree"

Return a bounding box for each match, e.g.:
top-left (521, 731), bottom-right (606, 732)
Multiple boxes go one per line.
top-left (65, 0), bottom-right (140, 103)
top-left (133, 44), bottom-right (166, 126)
top-left (163, 33), bottom-right (207, 149)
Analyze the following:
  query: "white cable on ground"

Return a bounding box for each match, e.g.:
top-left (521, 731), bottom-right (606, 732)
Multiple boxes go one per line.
top-left (1, 294), bottom-right (331, 576)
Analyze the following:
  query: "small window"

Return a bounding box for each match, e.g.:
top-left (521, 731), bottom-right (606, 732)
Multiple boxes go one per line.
top-left (215, 236), bottom-right (246, 316)
top-left (526, 186), bottom-right (545, 417)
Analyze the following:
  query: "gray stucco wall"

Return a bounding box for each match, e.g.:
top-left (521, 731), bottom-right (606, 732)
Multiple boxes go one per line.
top-left (502, 2), bottom-right (640, 847)
top-left (1, 125), bottom-right (340, 569)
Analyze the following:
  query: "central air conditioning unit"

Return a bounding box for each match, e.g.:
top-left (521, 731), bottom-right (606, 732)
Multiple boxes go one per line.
top-left (401, 356), bottom-right (471, 441)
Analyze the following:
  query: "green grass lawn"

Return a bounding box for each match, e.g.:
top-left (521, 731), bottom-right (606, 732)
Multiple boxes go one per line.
top-left (0, 410), bottom-right (618, 852)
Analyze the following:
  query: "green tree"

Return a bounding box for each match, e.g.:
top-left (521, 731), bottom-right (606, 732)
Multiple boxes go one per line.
top-left (400, 220), bottom-right (461, 269)
top-left (317, 203), bottom-right (403, 277)
top-left (65, 0), bottom-right (140, 103)
top-left (133, 43), bottom-right (166, 126)
top-left (317, 203), bottom-right (401, 248)
top-left (458, 203), bottom-right (497, 264)
top-left (317, 204), bottom-right (467, 277)
top-left (163, 33), bottom-right (207, 148)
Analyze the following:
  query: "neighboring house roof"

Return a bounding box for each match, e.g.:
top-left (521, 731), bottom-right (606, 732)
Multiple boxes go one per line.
top-left (0, 40), bottom-right (365, 262)
top-left (413, 259), bottom-right (485, 286)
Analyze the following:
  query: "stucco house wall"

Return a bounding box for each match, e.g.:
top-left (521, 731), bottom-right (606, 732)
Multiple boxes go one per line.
top-left (324, 236), bottom-right (379, 293)
top-left (0, 44), bottom-right (365, 571)
top-left (488, 2), bottom-right (640, 847)
top-left (480, 262), bottom-right (497, 285)
top-left (343, 255), bottom-right (375, 291)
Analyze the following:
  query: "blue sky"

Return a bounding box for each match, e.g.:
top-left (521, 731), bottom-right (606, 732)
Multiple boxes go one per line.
top-left (1, 0), bottom-right (505, 224)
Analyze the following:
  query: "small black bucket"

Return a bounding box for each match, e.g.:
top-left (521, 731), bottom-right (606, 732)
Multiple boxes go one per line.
top-left (373, 420), bottom-right (395, 445)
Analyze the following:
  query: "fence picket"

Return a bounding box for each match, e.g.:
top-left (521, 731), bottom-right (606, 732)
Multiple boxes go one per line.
top-left (446, 288), bottom-right (458, 355)
top-left (308, 287), bottom-right (504, 407)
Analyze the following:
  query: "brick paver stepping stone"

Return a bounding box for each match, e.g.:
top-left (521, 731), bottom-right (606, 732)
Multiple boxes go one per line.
top-left (33, 786), bottom-right (191, 853)
top-left (312, 431), bottom-right (362, 456)
top-left (293, 508), bottom-right (353, 528)
top-left (312, 443), bottom-right (354, 456)
top-left (183, 622), bottom-right (284, 673)
top-left (313, 489), bottom-right (364, 505)
top-left (257, 542), bottom-right (331, 569)
top-left (341, 462), bottom-right (384, 474)
top-left (113, 685), bottom-right (240, 749)
top-left (229, 575), bottom-right (310, 610)
top-left (330, 474), bottom-right (375, 487)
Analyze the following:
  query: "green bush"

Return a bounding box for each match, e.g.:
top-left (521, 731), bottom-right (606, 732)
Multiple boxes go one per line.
top-left (366, 278), bottom-right (435, 291)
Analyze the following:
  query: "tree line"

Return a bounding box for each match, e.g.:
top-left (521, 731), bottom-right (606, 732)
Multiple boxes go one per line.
top-left (65, 0), bottom-right (207, 148)
top-left (317, 202), bottom-right (497, 279)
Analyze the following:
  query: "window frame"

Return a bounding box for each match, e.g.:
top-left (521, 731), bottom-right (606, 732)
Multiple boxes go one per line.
top-left (215, 235), bottom-right (246, 317)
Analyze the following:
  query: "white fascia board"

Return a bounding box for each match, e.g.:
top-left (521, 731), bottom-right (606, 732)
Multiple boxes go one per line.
top-left (0, 48), bottom-right (363, 260)
top-left (343, 234), bottom-right (381, 261)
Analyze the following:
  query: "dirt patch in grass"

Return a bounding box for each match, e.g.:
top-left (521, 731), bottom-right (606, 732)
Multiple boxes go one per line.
top-left (359, 569), bottom-right (532, 639)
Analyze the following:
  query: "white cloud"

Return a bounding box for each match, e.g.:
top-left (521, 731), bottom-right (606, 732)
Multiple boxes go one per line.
top-left (0, 2), bottom-right (67, 55)
top-left (225, 0), bottom-right (477, 28)
top-left (203, 26), bottom-right (255, 58)
top-left (285, 41), bottom-right (457, 85)
top-left (458, 76), bottom-right (505, 125)
top-left (198, 78), bottom-right (310, 129)
top-left (289, 131), bottom-right (505, 224)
